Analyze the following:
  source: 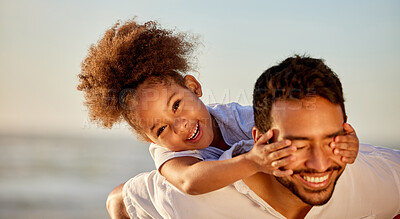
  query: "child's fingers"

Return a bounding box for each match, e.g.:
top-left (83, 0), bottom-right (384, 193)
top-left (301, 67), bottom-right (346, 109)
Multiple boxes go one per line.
top-left (332, 123), bottom-right (358, 145)
top-left (256, 129), bottom-right (273, 145)
top-left (268, 146), bottom-right (296, 161)
top-left (330, 123), bottom-right (358, 164)
top-left (334, 134), bottom-right (358, 144)
top-left (330, 141), bottom-right (358, 151)
top-left (341, 156), bottom-right (356, 164)
top-left (272, 169), bottom-right (293, 177)
top-left (343, 123), bottom-right (356, 134)
top-left (271, 155), bottom-right (296, 168)
top-left (264, 139), bottom-right (292, 154)
top-left (333, 148), bottom-right (358, 158)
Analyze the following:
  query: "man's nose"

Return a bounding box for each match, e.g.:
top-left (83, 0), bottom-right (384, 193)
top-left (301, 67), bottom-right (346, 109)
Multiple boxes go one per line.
top-left (305, 144), bottom-right (331, 172)
top-left (173, 117), bottom-right (188, 133)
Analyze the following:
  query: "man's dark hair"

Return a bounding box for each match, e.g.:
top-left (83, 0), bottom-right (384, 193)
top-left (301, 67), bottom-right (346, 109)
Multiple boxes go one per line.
top-left (253, 55), bottom-right (347, 133)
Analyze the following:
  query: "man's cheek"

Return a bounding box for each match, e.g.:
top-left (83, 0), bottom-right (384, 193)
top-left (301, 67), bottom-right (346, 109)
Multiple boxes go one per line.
top-left (283, 151), bottom-right (305, 171)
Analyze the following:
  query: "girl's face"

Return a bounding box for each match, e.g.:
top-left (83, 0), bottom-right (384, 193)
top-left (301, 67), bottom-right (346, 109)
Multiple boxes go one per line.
top-left (134, 75), bottom-right (214, 151)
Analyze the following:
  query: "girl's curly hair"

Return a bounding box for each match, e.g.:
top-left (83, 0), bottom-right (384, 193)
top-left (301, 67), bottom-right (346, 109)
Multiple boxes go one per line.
top-left (77, 19), bottom-right (197, 134)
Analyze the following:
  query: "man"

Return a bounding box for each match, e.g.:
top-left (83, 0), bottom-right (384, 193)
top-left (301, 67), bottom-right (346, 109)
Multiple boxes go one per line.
top-left (109, 56), bottom-right (400, 218)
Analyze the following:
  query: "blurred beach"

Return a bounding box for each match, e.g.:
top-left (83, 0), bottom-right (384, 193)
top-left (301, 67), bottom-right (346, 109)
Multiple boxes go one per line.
top-left (0, 134), bottom-right (154, 219)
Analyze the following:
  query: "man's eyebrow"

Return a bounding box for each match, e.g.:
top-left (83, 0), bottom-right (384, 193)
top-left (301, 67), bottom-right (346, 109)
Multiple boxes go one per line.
top-left (283, 130), bottom-right (345, 141)
top-left (326, 130), bottom-right (346, 138)
top-left (284, 136), bottom-right (309, 141)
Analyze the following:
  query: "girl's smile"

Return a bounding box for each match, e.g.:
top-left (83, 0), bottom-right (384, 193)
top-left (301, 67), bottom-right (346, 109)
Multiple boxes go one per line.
top-left (186, 121), bottom-right (202, 142)
top-left (133, 75), bottom-right (215, 152)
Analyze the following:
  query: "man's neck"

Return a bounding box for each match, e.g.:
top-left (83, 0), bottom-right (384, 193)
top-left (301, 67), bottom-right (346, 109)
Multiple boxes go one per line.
top-left (243, 173), bottom-right (312, 219)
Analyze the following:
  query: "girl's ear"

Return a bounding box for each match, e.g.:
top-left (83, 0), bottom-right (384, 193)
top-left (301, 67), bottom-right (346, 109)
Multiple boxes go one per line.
top-left (184, 75), bottom-right (202, 97)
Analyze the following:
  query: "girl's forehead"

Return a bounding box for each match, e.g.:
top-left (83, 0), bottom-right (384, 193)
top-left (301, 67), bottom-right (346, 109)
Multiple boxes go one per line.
top-left (137, 80), bottom-right (185, 100)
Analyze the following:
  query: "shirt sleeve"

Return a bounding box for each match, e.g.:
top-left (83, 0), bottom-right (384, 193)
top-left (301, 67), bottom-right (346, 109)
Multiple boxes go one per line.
top-left (123, 171), bottom-right (175, 219)
top-left (123, 172), bottom-right (162, 219)
top-left (206, 103), bottom-right (254, 146)
top-left (375, 145), bottom-right (400, 208)
top-left (356, 144), bottom-right (400, 216)
top-left (149, 143), bottom-right (204, 170)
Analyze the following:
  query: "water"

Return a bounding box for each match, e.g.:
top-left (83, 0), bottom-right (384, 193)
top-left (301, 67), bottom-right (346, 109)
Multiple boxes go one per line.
top-left (0, 134), bottom-right (154, 219)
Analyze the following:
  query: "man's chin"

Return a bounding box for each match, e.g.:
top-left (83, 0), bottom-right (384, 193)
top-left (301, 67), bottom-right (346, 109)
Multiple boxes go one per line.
top-left (296, 187), bottom-right (335, 206)
top-left (275, 174), bottom-right (340, 206)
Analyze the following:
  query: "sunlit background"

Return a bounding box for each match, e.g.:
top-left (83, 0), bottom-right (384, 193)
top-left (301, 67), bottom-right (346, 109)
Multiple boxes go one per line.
top-left (1, 0), bottom-right (399, 218)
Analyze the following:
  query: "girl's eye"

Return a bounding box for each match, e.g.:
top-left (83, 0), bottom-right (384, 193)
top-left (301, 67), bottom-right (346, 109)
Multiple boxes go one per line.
top-left (172, 100), bottom-right (181, 112)
top-left (157, 126), bottom-right (166, 137)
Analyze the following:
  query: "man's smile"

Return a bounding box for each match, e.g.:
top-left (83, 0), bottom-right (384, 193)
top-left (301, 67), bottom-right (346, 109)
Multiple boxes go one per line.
top-left (289, 164), bottom-right (342, 192)
top-left (295, 172), bottom-right (332, 189)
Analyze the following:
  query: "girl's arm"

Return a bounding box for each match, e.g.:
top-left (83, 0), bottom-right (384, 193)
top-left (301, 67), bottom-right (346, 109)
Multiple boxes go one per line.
top-left (159, 130), bottom-right (296, 195)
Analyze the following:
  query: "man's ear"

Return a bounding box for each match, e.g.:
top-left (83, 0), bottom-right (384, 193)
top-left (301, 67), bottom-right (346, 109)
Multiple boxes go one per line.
top-left (184, 75), bottom-right (202, 97)
top-left (252, 126), bottom-right (263, 143)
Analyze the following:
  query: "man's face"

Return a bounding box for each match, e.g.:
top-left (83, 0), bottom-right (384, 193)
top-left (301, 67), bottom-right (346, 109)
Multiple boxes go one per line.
top-left (270, 96), bottom-right (346, 206)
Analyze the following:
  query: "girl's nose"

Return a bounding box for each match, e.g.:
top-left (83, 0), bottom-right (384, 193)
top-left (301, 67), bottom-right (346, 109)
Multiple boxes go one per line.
top-left (173, 117), bottom-right (188, 133)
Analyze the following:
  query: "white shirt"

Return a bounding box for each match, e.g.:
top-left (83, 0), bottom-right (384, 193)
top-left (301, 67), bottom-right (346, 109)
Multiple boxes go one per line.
top-left (149, 103), bottom-right (254, 170)
top-left (123, 143), bottom-right (400, 219)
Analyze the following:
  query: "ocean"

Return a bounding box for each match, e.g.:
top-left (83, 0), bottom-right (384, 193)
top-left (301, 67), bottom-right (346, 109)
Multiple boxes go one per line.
top-left (0, 134), bottom-right (154, 219)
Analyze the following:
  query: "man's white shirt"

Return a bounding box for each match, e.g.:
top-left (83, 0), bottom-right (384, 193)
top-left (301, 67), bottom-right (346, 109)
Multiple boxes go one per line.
top-left (123, 143), bottom-right (400, 218)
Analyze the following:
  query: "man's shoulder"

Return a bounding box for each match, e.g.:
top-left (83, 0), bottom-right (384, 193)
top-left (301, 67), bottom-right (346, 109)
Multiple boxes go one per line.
top-left (123, 170), bottom-right (279, 218)
top-left (357, 143), bottom-right (400, 167)
top-left (351, 144), bottom-right (400, 181)
top-left (123, 171), bottom-right (174, 218)
top-left (312, 144), bottom-right (400, 218)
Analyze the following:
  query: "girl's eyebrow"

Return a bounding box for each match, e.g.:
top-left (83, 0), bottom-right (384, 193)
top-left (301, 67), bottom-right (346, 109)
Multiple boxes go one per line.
top-left (149, 92), bottom-right (178, 133)
top-left (167, 92), bottom-right (177, 107)
top-left (150, 124), bottom-right (157, 133)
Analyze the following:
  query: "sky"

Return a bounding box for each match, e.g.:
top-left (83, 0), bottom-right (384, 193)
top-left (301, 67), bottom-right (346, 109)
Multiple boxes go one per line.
top-left (0, 0), bottom-right (399, 147)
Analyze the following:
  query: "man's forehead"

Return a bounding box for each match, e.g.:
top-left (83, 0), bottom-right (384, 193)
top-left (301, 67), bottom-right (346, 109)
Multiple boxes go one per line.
top-left (270, 97), bottom-right (344, 136)
top-left (271, 97), bottom-right (321, 111)
top-left (271, 96), bottom-right (342, 114)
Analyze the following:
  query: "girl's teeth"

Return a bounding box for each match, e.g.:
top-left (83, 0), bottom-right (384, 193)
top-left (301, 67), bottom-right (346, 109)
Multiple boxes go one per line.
top-left (188, 123), bottom-right (199, 140)
top-left (302, 175), bottom-right (329, 183)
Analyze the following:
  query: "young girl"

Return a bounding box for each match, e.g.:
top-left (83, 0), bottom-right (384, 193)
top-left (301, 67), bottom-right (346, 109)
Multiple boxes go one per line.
top-left (78, 19), bottom-right (359, 201)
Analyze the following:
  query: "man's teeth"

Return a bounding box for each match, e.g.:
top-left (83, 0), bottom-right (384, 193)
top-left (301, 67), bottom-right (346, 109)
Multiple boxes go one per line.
top-left (302, 175), bottom-right (329, 183)
top-left (188, 123), bottom-right (199, 140)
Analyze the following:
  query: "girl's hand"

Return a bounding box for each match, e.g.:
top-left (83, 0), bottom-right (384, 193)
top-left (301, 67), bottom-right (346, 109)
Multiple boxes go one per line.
top-left (330, 123), bottom-right (359, 164)
top-left (246, 129), bottom-right (297, 177)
